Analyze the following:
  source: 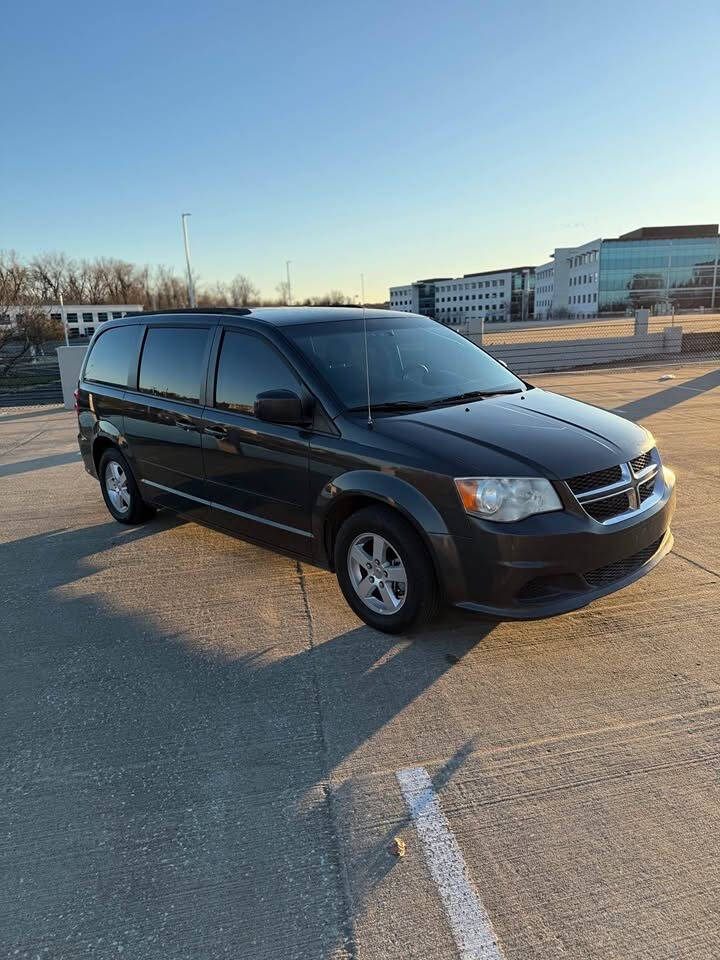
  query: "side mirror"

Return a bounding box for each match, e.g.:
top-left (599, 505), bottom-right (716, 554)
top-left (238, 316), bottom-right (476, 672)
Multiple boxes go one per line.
top-left (254, 389), bottom-right (310, 425)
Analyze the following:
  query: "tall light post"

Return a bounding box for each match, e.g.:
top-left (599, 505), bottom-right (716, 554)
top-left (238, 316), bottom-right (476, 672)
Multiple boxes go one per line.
top-left (181, 213), bottom-right (196, 307)
top-left (285, 260), bottom-right (292, 305)
top-left (60, 292), bottom-right (68, 347)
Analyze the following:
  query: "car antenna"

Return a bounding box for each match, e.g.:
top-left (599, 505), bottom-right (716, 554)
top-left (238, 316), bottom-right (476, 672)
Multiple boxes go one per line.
top-left (361, 272), bottom-right (373, 428)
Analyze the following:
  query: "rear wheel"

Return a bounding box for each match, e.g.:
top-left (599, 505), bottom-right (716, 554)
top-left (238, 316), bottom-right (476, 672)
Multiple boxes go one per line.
top-left (334, 506), bottom-right (440, 633)
top-left (98, 448), bottom-right (154, 525)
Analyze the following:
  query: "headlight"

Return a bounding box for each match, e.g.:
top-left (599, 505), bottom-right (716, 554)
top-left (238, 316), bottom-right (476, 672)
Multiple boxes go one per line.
top-left (454, 476), bottom-right (562, 522)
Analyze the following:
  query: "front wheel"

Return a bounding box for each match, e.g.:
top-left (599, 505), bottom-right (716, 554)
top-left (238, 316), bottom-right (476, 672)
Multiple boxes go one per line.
top-left (334, 506), bottom-right (440, 633)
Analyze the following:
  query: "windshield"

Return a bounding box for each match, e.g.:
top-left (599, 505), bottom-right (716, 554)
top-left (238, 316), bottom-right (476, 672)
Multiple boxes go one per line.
top-left (282, 314), bottom-right (525, 411)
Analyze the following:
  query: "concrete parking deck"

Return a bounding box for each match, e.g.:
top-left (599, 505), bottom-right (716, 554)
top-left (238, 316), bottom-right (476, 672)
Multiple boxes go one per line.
top-left (1, 364), bottom-right (719, 960)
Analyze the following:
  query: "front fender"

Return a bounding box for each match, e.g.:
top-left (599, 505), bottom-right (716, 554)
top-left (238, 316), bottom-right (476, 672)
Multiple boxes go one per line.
top-left (313, 470), bottom-right (468, 602)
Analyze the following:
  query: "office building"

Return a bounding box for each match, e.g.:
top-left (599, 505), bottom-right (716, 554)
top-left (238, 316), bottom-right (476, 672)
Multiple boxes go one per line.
top-left (534, 238), bottom-right (600, 321)
top-left (390, 267), bottom-right (535, 327)
top-left (388, 279), bottom-right (450, 318)
top-left (535, 225), bottom-right (719, 320)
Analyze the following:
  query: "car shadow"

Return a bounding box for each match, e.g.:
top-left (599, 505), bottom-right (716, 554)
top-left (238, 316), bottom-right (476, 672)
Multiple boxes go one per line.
top-left (612, 366), bottom-right (720, 421)
top-left (0, 450), bottom-right (82, 477)
top-left (0, 405), bottom-right (67, 424)
top-left (0, 514), bottom-right (493, 958)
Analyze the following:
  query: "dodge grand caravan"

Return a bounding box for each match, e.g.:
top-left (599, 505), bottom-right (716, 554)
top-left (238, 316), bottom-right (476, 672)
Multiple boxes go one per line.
top-left (76, 307), bottom-right (675, 632)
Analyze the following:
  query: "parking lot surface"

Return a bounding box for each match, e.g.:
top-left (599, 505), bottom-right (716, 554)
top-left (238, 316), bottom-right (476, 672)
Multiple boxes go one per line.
top-left (2, 363), bottom-right (719, 960)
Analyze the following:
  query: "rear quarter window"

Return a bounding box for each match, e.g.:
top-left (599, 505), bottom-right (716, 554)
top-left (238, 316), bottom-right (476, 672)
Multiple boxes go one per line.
top-left (84, 325), bottom-right (139, 387)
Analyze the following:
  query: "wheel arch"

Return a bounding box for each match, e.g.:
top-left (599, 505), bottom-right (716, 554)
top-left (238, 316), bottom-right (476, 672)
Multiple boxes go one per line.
top-left (315, 471), bottom-right (456, 594)
top-left (92, 434), bottom-right (120, 474)
top-left (90, 418), bottom-right (127, 476)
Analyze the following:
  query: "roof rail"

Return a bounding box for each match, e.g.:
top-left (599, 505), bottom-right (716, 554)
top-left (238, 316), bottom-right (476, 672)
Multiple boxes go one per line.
top-left (125, 306), bottom-right (252, 318)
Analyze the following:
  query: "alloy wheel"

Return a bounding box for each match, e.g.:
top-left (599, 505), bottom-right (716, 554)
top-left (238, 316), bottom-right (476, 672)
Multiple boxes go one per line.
top-left (105, 460), bottom-right (131, 514)
top-left (347, 532), bottom-right (408, 615)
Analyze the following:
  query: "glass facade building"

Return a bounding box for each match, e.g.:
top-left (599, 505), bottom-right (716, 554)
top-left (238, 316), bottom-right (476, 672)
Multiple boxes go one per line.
top-left (416, 281), bottom-right (438, 318)
top-left (392, 226), bottom-right (718, 323)
top-left (510, 269), bottom-right (535, 323)
top-left (598, 228), bottom-right (719, 313)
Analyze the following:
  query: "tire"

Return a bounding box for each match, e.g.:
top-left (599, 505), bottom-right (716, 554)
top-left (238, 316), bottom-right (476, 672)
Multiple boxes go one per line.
top-left (98, 448), bottom-right (154, 525)
top-left (334, 505), bottom-right (440, 633)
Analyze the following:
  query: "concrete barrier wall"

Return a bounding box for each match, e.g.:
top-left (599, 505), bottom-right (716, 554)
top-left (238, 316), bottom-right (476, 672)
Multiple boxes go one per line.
top-left (56, 345), bottom-right (88, 408)
top-left (469, 326), bottom-right (683, 374)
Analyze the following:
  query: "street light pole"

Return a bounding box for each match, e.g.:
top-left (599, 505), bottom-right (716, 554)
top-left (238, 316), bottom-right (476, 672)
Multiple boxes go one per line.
top-left (181, 213), bottom-right (196, 308)
top-left (60, 292), bottom-right (68, 347)
top-left (285, 260), bottom-right (292, 305)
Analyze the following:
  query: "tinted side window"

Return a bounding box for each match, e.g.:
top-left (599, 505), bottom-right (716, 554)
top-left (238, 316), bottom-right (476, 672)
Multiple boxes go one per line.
top-left (139, 327), bottom-right (209, 404)
top-left (84, 325), bottom-right (138, 386)
top-left (215, 331), bottom-right (302, 416)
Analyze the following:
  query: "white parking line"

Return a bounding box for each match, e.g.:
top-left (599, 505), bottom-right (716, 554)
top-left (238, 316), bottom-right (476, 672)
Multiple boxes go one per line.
top-left (396, 766), bottom-right (505, 960)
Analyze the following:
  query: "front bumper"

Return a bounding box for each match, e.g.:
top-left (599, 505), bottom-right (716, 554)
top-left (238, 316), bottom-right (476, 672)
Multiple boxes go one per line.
top-left (443, 467), bottom-right (676, 620)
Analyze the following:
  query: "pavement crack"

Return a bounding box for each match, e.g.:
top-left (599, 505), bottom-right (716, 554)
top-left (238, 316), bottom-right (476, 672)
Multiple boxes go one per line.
top-left (0, 428), bottom-right (46, 457)
top-left (295, 560), bottom-right (357, 960)
top-left (296, 559), bottom-right (316, 647)
top-left (672, 549), bottom-right (720, 578)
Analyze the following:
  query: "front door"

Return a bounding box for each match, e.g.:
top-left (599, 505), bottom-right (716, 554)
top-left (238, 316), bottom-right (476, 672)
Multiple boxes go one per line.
top-left (201, 328), bottom-right (312, 557)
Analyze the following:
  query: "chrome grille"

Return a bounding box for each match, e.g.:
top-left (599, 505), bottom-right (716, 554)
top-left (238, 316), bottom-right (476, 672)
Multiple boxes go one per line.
top-left (583, 491), bottom-right (632, 522)
top-left (639, 477), bottom-right (656, 503)
top-left (564, 448), bottom-right (661, 524)
top-left (566, 465), bottom-right (623, 495)
top-left (584, 536), bottom-right (664, 588)
top-left (630, 451), bottom-right (653, 473)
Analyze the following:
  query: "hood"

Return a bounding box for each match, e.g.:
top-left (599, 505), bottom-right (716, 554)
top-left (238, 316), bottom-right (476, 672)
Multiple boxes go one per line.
top-left (372, 388), bottom-right (651, 479)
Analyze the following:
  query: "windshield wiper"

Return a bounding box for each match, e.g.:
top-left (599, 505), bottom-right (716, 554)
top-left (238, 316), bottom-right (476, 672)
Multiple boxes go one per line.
top-left (429, 388), bottom-right (523, 406)
top-left (346, 400), bottom-right (432, 413)
top-left (346, 389), bottom-right (523, 414)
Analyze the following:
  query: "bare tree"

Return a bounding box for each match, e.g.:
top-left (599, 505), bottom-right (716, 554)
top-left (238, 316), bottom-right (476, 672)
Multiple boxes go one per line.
top-left (0, 251), bottom-right (28, 307)
top-left (5, 249), bottom-right (362, 323)
top-left (80, 259), bottom-right (108, 303)
top-left (63, 260), bottom-right (90, 303)
top-left (93, 259), bottom-right (137, 303)
top-left (275, 280), bottom-right (291, 305)
top-left (327, 289), bottom-right (350, 306)
top-left (302, 290), bottom-right (353, 306)
top-left (21, 310), bottom-right (64, 358)
top-left (0, 263), bottom-right (26, 374)
top-left (197, 281), bottom-right (230, 307)
top-left (0, 252), bottom-right (63, 375)
top-left (229, 274), bottom-right (260, 307)
top-left (29, 252), bottom-right (69, 302)
top-left (152, 265), bottom-right (187, 309)
top-left (136, 265), bottom-right (154, 309)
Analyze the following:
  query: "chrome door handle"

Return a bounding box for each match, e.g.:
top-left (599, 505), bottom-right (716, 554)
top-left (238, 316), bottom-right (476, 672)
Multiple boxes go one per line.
top-left (204, 425), bottom-right (228, 439)
top-left (175, 416), bottom-right (198, 432)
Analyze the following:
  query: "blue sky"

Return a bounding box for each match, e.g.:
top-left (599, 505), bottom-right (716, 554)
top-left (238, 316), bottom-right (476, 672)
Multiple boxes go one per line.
top-left (3, 0), bottom-right (719, 301)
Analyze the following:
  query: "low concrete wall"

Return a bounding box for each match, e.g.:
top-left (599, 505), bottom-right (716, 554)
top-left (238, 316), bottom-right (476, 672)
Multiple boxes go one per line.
top-left (56, 345), bottom-right (87, 408)
top-left (469, 326), bottom-right (683, 374)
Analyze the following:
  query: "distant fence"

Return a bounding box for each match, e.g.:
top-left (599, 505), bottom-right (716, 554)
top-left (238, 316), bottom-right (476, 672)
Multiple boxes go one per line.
top-left (468, 311), bottom-right (720, 374)
top-left (2, 312), bottom-right (719, 410)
